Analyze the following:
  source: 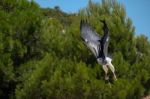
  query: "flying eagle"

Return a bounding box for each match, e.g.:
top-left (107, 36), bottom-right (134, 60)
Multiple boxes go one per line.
top-left (80, 20), bottom-right (117, 80)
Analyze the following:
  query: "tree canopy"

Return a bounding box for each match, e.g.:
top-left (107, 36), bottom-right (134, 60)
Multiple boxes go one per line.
top-left (0, 0), bottom-right (150, 99)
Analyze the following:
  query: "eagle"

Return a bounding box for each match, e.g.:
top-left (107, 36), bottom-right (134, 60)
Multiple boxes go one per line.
top-left (80, 20), bottom-right (117, 80)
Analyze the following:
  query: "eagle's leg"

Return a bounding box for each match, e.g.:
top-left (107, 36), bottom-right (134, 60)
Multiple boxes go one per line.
top-left (102, 65), bottom-right (109, 80)
top-left (108, 63), bottom-right (117, 81)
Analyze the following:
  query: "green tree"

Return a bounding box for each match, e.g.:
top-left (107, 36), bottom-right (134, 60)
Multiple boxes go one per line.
top-left (0, 0), bottom-right (150, 99)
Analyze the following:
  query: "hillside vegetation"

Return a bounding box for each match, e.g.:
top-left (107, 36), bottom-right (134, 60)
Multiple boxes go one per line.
top-left (0, 0), bottom-right (150, 99)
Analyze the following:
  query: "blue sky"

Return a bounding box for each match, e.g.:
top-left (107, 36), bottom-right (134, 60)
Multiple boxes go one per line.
top-left (35, 0), bottom-right (150, 39)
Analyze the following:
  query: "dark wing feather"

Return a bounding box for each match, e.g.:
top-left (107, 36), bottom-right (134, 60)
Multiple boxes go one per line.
top-left (103, 37), bottom-right (109, 56)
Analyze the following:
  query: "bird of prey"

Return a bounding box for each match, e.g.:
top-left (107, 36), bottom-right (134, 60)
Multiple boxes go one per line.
top-left (80, 20), bottom-right (117, 80)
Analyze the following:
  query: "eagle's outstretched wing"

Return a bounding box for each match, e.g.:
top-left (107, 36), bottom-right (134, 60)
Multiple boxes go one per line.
top-left (100, 20), bottom-right (109, 57)
top-left (80, 20), bottom-right (101, 42)
top-left (80, 20), bottom-right (101, 57)
top-left (103, 37), bottom-right (109, 57)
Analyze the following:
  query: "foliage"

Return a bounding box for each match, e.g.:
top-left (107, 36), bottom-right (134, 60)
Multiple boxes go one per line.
top-left (0, 0), bottom-right (150, 99)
